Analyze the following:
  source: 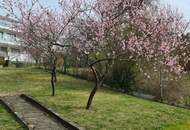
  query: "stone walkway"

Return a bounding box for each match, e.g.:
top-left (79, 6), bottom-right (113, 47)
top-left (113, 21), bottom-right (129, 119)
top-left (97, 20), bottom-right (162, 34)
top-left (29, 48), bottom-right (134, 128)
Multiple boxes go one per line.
top-left (0, 96), bottom-right (78, 130)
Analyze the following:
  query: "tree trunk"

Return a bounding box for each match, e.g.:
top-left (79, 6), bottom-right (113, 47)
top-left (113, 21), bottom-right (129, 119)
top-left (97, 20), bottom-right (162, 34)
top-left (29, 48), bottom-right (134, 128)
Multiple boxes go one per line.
top-left (51, 63), bottom-right (56, 96)
top-left (35, 59), bottom-right (39, 66)
top-left (123, 86), bottom-right (128, 93)
top-left (54, 66), bottom-right (57, 83)
top-left (86, 63), bottom-right (111, 109)
top-left (86, 66), bottom-right (99, 110)
top-left (63, 56), bottom-right (67, 74)
top-left (160, 65), bottom-right (164, 102)
top-left (86, 83), bottom-right (101, 110)
top-left (51, 68), bottom-right (55, 96)
top-left (86, 78), bottom-right (105, 109)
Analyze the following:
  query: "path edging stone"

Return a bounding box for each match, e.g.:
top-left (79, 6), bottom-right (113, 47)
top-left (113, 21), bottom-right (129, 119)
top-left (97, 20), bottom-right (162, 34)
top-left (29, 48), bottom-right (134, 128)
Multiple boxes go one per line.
top-left (0, 98), bottom-right (29, 130)
top-left (20, 94), bottom-right (85, 130)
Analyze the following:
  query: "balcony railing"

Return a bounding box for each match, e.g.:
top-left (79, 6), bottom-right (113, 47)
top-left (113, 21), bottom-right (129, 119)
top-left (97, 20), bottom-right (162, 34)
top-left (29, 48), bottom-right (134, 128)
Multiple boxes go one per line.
top-left (0, 37), bottom-right (18, 45)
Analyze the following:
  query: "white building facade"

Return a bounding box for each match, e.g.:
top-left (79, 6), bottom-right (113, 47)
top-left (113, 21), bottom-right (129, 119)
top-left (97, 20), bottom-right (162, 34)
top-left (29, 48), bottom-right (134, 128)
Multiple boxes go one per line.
top-left (0, 15), bottom-right (34, 63)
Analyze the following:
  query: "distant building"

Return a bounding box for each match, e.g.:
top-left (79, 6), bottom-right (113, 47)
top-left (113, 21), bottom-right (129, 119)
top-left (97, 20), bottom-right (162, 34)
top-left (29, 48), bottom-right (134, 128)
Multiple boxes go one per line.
top-left (0, 15), bottom-right (34, 63)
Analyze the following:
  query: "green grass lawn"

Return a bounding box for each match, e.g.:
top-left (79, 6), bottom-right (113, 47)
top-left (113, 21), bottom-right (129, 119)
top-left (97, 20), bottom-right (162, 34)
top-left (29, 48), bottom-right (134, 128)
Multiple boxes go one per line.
top-left (1, 68), bottom-right (190, 130)
top-left (0, 104), bottom-right (24, 130)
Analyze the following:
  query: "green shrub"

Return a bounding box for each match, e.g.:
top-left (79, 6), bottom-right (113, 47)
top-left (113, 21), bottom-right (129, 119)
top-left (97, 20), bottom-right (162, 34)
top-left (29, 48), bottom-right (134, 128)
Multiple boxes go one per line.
top-left (67, 68), bottom-right (94, 81)
top-left (109, 61), bottom-right (136, 93)
top-left (4, 60), bottom-right (10, 67)
top-left (11, 61), bottom-right (33, 68)
top-left (67, 61), bottom-right (137, 93)
top-left (14, 61), bottom-right (24, 68)
top-left (0, 57), bottom-right (5, 66)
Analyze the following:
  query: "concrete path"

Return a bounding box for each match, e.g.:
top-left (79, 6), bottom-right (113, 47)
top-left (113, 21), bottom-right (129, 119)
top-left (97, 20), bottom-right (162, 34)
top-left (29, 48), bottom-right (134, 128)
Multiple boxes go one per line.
top-left (0, 96), bottom-right (76, 130)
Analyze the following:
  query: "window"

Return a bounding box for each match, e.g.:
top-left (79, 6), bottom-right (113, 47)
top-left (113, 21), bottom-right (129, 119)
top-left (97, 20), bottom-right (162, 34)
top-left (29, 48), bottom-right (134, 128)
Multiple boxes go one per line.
top-left (0, 47), bottom-right (8, 57)
top-left (11, 48), bottom-right (20, 54)
top-left (0, 20), bottom-right (6, 26)
top-left (0, 47), bottom-right (7, 52)
top-left (7, 33), bottom-right (16, 42)
top-left (0, 32), bottom-right (3, 39)
top-left (0, 20), bottom-right (10, 27)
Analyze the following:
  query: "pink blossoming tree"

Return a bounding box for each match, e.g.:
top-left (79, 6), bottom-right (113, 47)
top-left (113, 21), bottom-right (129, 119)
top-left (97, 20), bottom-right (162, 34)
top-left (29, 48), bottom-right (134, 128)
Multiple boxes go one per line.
top-left (72, 0), bottom-right (189, 109)
top-left (1, 0), bottom-right (84, 96)
top-left (1, 0), bottom-right (189, 109)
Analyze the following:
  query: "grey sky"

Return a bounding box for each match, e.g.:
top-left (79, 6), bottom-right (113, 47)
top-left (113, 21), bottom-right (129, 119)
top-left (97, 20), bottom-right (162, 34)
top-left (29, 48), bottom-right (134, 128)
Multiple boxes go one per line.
top-left (42, 0), bottom-right (190, 21)
top-left (1, 0), bottom-right (190, 21)
top-left (160, 0), bottom-right (190, 21)
top-left (41, 0), bottom-right (59, 9)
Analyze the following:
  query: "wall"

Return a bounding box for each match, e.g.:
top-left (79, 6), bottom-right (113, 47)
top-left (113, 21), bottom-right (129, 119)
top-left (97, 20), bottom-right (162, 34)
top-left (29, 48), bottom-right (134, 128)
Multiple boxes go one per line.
top-left (0, 16), bottom-right (35, 63)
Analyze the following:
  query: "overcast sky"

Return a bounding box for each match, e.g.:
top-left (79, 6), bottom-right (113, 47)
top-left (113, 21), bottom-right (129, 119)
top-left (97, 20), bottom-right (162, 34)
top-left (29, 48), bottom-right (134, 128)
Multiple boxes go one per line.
top-left (46, 0), bottom-right (190, 20)
top-left (1, 0), bottom-right (190, 21)
top-left (160, 0), bottom-right (190, 21)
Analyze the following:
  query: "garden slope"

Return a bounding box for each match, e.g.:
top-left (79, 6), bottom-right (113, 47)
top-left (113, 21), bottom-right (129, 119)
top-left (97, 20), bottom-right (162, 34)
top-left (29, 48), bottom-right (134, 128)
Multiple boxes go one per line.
top-left (0, 68), bottom-right (190, 130)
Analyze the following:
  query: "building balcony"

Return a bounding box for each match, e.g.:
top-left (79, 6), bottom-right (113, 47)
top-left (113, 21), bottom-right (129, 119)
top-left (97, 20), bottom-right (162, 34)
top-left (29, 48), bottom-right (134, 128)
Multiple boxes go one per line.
top-left (0, 38), bottom-right (19, 46)
top-left (0, 25), bottom-right (11, 30)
